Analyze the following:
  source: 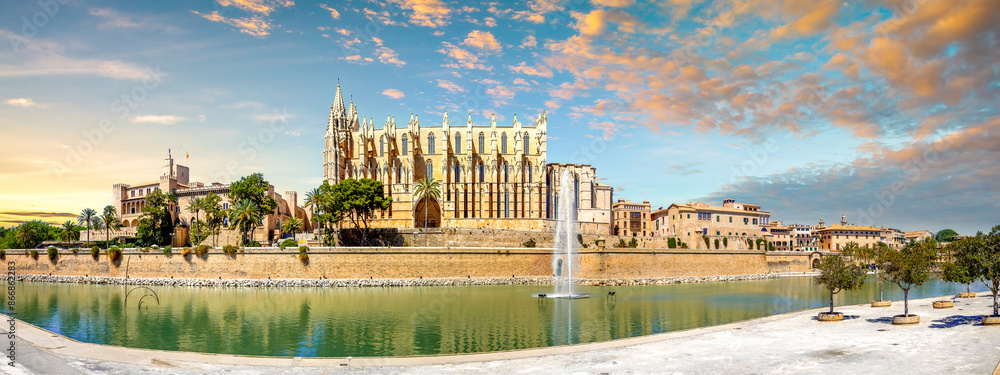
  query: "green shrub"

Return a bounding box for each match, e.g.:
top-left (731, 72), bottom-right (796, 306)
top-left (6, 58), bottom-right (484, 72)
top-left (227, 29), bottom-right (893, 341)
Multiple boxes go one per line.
top-left (722, 238), bottom-right (728, 248)
top-left (402, 240), bottom-right (409, 247)
top-left (71, 247), bottom-right (79, 254)
top-left (616, 239), bottom-right (626, 248)
top-left (576, 233), bottom-right (584, 245)
top-left (298, 252), bottom-right (309, 262)
top-left (181, 247), bottom-right (192, 257)
top-left (151, 245), bottom-right (159, 249)
top-left (522, 238), bottom-right (537, 248)
top-left (298, 245), bottom-right (309, 253)
top-left (90, 247), bottom-right (100, 260)
top-left (162, 246), bottom-right (172, 255)
top-left (106, 247), bottom-right (122, 262)
top-left (628, 238), bottom-right (638, 248)
top-left (29, 250), bottom-right (39, 260)
top-left (140, 247), bottom-right (150, 253)
top-left (714, 238), bottom-right (720, 250)
top-left (47, 247), bottom-right (58, 260)
top-left (222, 245), bottom-right (238, 256)
top-left (194, 245), bottom-right (211, 256)
top-left (246, 241), bottom-right (261, 248)
top-left (668, 237), bottom-right (677, 249)
top-left (279, 238), bottom-right (297, 249)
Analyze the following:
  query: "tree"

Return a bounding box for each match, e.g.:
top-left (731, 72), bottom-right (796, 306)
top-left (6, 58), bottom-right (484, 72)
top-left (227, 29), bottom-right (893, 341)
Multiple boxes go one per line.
top-left (136, 189), bottom-right (174, 246)
top-left (229, 174), bottom-right (278, 245)
top-left (59, 220), bottom-right (80, 246)
top-left (229, 200), bottom-right (263, 246)
top-left (282, 217), bottom-right (303, 235)
top-left (100, 205), bottom-right (121, 248)
top-left (202, 193), bottom-right (224, 247)
top-left (882, 238), bottom-right (938, 316)
top-left (411, 177), bottom-right (439, 247)
top-left (816, 255), bottom-right (867, 314)
top-left (936, 229), bottom-right (958, 243)
top-left (950, 227), bottom-right (1000, 317)
top-left (187, 197), bottom-right (205, 246)
top-left (702, 235), bottom-right (710, 249)
top-left (78, 208), bottom-right (97, 245)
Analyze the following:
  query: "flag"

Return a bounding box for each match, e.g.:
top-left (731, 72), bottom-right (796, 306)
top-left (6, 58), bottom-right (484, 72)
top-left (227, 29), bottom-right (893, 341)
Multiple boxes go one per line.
top-left (186, 151), bottom-right (189, 159)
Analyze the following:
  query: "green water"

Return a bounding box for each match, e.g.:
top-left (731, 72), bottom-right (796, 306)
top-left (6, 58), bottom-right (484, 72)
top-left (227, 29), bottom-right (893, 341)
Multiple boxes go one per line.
top-left (9, 276), bottom-right (987, 357)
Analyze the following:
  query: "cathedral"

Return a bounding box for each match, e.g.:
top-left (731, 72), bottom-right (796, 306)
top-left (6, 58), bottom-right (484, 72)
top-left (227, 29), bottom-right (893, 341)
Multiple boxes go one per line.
top-left (322, 85), bottom-right (613, 234)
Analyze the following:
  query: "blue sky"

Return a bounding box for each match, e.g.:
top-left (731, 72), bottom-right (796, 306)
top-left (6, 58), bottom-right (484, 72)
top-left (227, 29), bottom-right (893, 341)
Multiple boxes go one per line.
top-left (1, 0), bottom-right (998, 234)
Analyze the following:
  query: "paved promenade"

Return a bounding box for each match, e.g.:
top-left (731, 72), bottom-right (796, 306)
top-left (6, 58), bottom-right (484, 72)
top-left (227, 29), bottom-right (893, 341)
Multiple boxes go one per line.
top-left (2, 294), bottom-right (999, 375)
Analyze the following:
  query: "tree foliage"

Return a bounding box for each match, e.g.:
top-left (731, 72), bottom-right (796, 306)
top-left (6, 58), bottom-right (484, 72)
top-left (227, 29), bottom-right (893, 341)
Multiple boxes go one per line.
top-left (881, 237), bottom-right (938, 316)
top-left (136, 189), bottom-right (174, 246)
top-left (935, 229), bottom-right (958, 243)
top-left (228, 199), bottom-right (262, 246)
top-left (230, 173), bottom-right (278, 216)
top-left (331, 178), bottom-right (391, 246)
top-left (816, 255), bottom-right (867, 313)
top-left (948, 227), bottom-right (1000, 317)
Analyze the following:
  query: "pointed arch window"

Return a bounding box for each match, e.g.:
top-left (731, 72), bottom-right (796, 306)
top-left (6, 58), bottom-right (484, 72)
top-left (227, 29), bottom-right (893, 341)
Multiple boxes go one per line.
top-left (454, 164), bottom-right (461, 183)
top-left (426, 160), bottom-right (433, 179)
top-left (501, 133), bottom-right (508, 154)
top-left (478, 133), bottom-right (485, 154)
top-left (428, 133), bottom-right (436, 154)
top-left (402, 134), bottom-right (409, 155)
top-left (380, 136), bottom-right (385, 156)
top-left (478, 164), bottom-right (485, 182)
top-left (455, 133), bottom-right (462, 154)
top-left (503, 163), bottom-right (509, 183)
top-left (523, 133), bottom-right (530, 155)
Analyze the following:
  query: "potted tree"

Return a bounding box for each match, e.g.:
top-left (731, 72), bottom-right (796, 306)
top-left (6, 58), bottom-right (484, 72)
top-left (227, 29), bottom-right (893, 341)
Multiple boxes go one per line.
top-left (882, 238), bottom-right (938, 325)
top-left (949, 227), bottom-right (1000, 325)
top-left (815, 255), bottom-right (867, 321)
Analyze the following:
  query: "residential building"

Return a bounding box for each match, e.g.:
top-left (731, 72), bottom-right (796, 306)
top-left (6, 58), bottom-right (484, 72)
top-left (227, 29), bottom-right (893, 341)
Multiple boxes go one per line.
top-left (904, 230), bottom-right (935, 244)
top-left (659, 198), bottom-right (772, 250)
top-left (612, 200), bottom-right (651, 237)
top-left (816, 215), bottom-right (894, 252)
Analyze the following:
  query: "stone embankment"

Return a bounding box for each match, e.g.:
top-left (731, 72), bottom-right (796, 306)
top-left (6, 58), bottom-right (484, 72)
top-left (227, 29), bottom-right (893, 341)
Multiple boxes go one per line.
top-left (14, 273), bottom-right (781, 288)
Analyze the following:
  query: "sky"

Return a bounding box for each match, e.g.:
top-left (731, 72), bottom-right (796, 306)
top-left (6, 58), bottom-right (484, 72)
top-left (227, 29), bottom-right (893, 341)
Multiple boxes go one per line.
top-left (0, 0), bottom-right (998, 235)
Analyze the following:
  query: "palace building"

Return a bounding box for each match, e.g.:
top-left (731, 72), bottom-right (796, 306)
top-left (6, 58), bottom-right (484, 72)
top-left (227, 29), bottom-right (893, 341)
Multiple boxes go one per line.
top-left (653, 198), bottom-right (772, 250)
top-left (322, 85), bottom-right (613, 234)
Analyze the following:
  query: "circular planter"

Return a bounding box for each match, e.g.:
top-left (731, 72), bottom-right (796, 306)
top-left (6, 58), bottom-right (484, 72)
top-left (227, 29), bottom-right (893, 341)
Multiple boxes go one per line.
top-left (932, 300), bottom-right (954, 309)
top-left (893, 315), bottom-right (920, 325)
top-left (958, 292), bottom-right (976, 298)
top-left (871, 300), bottom-right (892, 308)
top-left (818, 312), bottom-right (844, 322)
top-left (983, 315), bottom-right (1000, 326)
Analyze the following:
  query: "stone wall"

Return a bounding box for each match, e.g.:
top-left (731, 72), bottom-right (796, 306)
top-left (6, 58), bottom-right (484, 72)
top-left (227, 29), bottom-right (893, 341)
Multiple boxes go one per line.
top-left (5, 248), bottom-right (818, 280)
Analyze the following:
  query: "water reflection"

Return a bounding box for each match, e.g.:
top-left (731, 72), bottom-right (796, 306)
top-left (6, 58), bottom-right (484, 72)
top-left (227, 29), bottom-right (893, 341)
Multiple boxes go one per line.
top-left (8, 276), bottom-right (986, 357)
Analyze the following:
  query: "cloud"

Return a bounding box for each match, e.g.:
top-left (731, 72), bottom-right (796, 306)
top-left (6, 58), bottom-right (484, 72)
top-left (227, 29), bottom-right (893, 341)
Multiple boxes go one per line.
top-left (593, 0), bottom-right (634, 7)
top-left (507, 62), bottom-right (553, 77)
top-left (770, 0), bottom-right (841, 40)
top-left (486, 85), bottom-right (515, 106)
top-left (318, 4), bottom-right (340, 19)
top-left (334, 27), bottom-right (352, 36)
top-left (436, 79), bottom-right (465, 93)
top-left (339, 55), bottom-right (374, 64)
top-left (483, 17), bottom-right (497, 27)
top-left (193, 11), bottom-right (272, 37)
top-left (215, 0), bottom-right (293, 16)
top-left (375, 47), bottom-right (406, 67)
top-left (254, 111), bottom-right (296, 122)
top-left (129, 115), bottom-right (187, 125)
top-left (436, 42), bottom-right (488, 70)
top-left (462, 30), bottom-right (502, 52)
top-left (88, 8), bottom-right (140, 28)
top-left (520, 35), bottom-right (537, 48)
top-left (3, 98), bottom-right (46, 108)
top-left (387, 0), bottom-right (452, 27)
top-left (382, 89), bottom-right (405, 99)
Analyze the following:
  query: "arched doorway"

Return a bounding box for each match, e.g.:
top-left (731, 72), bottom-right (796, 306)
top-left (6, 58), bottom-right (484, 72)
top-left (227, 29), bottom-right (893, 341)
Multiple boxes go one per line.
top-left (414, 197), bottom-right (442, 228)
top-left (812, 258), bottom-right (821, 268)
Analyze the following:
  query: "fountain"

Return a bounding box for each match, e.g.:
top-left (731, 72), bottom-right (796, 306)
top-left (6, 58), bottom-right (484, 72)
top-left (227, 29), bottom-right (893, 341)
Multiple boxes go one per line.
top-left (535, 169), bottom-right (590, 299)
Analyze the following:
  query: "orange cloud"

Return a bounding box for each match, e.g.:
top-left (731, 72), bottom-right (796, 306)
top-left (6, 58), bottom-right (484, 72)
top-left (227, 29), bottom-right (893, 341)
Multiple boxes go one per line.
top-left (462, 30), bottom-right (502, 52)
top-left (388, 0), bottom-right (452, 27)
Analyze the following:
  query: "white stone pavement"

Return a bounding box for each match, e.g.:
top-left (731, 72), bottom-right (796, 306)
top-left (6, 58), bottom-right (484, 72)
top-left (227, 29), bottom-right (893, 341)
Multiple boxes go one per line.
top-left (2, 294), bottom-right (999, 375)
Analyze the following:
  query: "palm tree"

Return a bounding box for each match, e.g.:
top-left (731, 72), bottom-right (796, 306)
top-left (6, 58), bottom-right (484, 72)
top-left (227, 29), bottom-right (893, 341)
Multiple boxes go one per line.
top-left (59, 220), bottom-right (80, 246)
top-left (228, 199), bottom-right (262, 246)
top-left (187, 197), bottom-right (205, 246)
top-left (412, 176), bottom-right (441, 246)
top-left (282, 217), bottom-right (303, 236)
top-left (78, 208), bottom-right (97, 245)
top-left (304, 187), bottom-right (322, 243)
top-left (842, 241), bottom-right (860, 260)
top-left (100, 205), bottom-right (121, 249)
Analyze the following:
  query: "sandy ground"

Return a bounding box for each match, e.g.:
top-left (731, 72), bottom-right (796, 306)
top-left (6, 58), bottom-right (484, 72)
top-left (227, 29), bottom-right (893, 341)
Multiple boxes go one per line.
top-left (3, 294), bottom-right (999, 375)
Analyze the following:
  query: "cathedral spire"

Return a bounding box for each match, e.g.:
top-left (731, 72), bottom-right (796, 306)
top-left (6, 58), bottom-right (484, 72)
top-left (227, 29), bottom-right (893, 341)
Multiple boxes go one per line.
top-left (332, 83), bottom-right (347, 119)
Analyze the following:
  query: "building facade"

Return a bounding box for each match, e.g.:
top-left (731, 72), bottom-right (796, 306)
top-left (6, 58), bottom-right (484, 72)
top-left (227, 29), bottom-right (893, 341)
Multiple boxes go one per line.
top-left (322, 84), bottom-right (613, 234)
top-left (904, 230), bottom-right (934, 244)
top-left (815, 215), bottom-right (894, 252)
top-left (101, 152), bottom-right (308, 246)
top-left (788, 223), bottom-right (819, 251)
top-left (658, 198), bottom-right (772, 250)
top-left (612, 200), bottom-right (651, 237)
